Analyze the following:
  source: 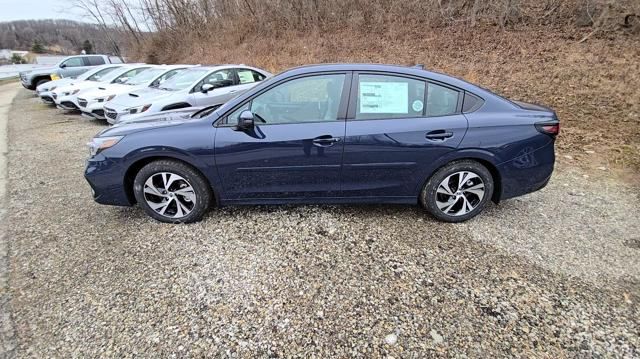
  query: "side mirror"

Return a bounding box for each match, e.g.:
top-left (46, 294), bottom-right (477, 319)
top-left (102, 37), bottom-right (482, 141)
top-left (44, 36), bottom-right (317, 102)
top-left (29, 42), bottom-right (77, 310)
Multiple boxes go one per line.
top-left (201, 83), bottom-right (214, 93)
top-left (60, 63), bottom-right (67, 68)
top-left (236, 110), bottom-right (255, 130)
top-left (117, 77), bottom-right (128, 84)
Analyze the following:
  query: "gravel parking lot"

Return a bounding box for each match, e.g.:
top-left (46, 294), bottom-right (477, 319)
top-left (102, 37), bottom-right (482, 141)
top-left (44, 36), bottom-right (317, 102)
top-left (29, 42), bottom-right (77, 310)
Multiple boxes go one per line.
top-left (3, 87), bottom-right (639, 357)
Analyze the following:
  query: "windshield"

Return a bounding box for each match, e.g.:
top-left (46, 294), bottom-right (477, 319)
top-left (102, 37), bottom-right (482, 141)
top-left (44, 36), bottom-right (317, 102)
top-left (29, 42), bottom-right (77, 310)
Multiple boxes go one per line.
top-left (87, 67), bottom-right (119, 82)
top-left (124, 68), bottom-right (166, 86)
top-left (158, 69), bottom-right (208, 91)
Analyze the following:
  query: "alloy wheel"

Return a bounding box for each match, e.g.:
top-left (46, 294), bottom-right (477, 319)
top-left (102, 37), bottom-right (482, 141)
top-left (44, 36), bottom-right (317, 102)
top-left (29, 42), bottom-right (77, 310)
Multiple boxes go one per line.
top-left (143, 172), bottom-right (196, 219)
top-left (435, 171), bottom-right (485, 216)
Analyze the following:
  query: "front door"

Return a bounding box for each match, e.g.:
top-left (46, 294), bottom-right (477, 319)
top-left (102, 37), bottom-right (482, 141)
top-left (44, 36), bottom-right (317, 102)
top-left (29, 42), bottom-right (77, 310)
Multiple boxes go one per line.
top-left (214, 73), bottom-right (350, 200)
top-left (341, 73), bottom-right (468, 199)
top-left (192, 69), bottom-right (237, 107)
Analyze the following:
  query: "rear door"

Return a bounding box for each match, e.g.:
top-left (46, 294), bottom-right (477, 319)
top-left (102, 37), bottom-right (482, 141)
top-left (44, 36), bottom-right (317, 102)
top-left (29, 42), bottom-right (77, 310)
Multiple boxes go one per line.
top-left (214, 72), bottom-right (351, 200)
top-left (341, 73), bottom-right (468, 199)
top-left (191, 69), bottom-right (237, 106)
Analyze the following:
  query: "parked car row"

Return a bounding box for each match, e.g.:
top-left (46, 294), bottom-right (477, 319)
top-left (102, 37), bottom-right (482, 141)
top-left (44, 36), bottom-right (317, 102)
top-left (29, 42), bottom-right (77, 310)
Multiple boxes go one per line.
top-left (30, 61), bottom-right (273, 125)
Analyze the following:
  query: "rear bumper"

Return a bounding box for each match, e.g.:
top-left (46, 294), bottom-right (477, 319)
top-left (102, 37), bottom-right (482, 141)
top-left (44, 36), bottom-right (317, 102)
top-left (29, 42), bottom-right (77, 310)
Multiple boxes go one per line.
top-left (85, 156), bottom-right (133, 206)
top-left (497, 140), bottom-right (555, 201)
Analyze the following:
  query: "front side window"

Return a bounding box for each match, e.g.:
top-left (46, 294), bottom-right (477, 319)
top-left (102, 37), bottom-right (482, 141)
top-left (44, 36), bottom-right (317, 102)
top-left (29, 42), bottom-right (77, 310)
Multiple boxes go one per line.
top-left (195, 69), bottom-right (235, 92)
top-left (229, 74), bottom-right (345, 125)
top-left (355, 74), bottom-right (426, 120)
top-left (426, 83), bottom-right (459, 117)
top-left (237, 69), bottom-right (266, 84)
top-left (62, 57), bottom-right (84, 68)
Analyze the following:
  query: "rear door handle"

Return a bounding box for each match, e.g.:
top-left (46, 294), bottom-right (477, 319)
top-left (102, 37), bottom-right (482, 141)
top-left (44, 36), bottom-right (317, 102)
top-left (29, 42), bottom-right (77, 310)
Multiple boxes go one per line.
top-left (426, 130), bottom-right (454, 140)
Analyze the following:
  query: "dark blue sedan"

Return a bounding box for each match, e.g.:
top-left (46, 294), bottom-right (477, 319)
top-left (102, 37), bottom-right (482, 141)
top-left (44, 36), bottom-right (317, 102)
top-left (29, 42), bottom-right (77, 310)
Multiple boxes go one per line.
top-left (85, 64), bottom-right (559, 223)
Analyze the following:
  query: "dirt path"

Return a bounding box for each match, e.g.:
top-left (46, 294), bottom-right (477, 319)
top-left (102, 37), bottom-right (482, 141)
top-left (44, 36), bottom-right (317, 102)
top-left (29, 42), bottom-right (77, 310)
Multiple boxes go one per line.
top-left (3, 89), bottom-right (640, 357)
top-left (0, 82), bottom-right (20, 358)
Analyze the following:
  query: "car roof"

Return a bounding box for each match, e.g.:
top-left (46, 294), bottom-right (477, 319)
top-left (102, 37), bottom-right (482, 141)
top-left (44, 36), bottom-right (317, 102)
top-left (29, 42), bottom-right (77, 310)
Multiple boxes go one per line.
top-left (278, 63), bottom-right (518, 104)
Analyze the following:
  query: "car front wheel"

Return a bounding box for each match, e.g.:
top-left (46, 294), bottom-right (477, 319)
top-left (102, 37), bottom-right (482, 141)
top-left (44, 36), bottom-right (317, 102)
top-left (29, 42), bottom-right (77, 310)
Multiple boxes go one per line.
top-left (133, 160), bottom-right (212, 223)
top-left (421, 160), bottom-right (494, 222)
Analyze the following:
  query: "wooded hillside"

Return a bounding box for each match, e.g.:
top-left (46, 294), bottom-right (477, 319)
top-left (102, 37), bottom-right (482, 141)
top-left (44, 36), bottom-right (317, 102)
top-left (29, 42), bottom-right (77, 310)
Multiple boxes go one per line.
top-left (0, 19), bottom-right (122, 55)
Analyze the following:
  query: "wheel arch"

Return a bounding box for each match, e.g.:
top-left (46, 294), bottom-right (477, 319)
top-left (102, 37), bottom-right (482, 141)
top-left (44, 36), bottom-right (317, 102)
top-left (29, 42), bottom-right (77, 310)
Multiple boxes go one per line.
top-left (421, 151), bottom-right (503, 204)
top-left (32, 75), bottom-right (52, 87)
top-left (123, 155), bottom-right (218, 206)
top-left (161, 102), bottom-right (192, 111)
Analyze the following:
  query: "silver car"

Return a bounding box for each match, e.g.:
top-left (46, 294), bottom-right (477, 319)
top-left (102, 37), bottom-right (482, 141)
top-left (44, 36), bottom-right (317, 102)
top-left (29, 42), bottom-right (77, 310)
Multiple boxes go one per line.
top-left (104, 65), bottom-right (271, 124)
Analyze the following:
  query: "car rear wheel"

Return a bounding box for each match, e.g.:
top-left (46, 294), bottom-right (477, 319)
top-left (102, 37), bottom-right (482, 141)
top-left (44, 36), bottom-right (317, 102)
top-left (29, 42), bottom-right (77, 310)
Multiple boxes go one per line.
top-left (421, 160), bottom-right (494, 222)
top-left (133, 160), bottom-right (212, 223)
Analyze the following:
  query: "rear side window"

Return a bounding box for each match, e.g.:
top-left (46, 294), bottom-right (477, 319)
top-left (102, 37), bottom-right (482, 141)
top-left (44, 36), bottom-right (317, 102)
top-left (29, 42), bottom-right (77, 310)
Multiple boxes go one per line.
top-left (86, 56), bottom-right (106, 66)
top-left (355, 74), bottom-right (426, 120)
top-left (426, 83), bottom-right (459, 117)
top-left (237, 69), bottom-right (266, 84)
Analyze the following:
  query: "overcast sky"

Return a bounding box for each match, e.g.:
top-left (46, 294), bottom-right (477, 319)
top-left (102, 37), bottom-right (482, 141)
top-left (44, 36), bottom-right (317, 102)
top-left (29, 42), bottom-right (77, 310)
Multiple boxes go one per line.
top-left (0, 0), bottom-right (90, 23)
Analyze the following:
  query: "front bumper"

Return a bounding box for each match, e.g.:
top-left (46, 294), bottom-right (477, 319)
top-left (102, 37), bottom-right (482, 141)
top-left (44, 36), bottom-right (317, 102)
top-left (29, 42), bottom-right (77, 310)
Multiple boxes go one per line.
top-left (79, 98), bottom-right (108, 120)
top-left (85, 156), bottom-right (133, 206)
top-left (55, 94), bottom-right (80, 110)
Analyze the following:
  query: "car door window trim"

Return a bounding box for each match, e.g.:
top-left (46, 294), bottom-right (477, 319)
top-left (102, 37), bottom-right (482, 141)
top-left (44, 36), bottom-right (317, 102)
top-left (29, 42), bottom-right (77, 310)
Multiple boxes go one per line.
top-left (214, 71), bottom-right (353, 127)
top-left (346, 71), bottom-right (467, 120)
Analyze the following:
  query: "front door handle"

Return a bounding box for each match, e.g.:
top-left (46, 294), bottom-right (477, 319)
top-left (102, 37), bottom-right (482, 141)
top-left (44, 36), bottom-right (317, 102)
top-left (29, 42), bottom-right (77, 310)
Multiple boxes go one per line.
top-left (312, 136), bottom-right (341, 147)
top-left (426, 130), bottom-right (454, 140)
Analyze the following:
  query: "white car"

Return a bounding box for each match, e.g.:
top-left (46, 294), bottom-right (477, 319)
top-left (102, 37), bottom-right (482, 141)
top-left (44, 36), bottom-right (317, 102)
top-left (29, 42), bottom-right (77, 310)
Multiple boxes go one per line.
top-left (52, 64), bottom-right (149, 112)
top-left (77, 65), bottom-right (190, 120)
top-left (104, 65), bottom-right (271, 124)
top-left (36, 64), bottom-right (123, 105)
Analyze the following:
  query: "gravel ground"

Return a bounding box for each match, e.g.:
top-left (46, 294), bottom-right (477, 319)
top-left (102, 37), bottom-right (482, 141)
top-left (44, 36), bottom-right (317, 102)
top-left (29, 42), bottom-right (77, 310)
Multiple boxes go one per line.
top-left (3, 88), bottom-right (640, 357)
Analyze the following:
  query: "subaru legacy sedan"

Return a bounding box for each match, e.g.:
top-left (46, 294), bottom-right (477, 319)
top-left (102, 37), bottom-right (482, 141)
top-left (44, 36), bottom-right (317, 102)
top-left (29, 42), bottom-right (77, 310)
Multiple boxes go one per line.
top-left (85, 64), bottom-right (559, 223)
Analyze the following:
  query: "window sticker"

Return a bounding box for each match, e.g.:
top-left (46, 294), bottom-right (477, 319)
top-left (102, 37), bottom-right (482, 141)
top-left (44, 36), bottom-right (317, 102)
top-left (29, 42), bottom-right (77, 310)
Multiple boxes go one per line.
top-left (359, 82), bottom-right (408, 114)
top-left (412, 100), bottom-right (424, 112)
top-left (238, 70), bottom-right (256, 84)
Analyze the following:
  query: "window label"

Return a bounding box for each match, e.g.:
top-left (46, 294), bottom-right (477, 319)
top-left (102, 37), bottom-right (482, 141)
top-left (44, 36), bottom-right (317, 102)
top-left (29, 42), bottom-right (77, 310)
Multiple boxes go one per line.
top-left (238, 70), bottom-right (255, 84)
top-left (359, 82), bottom-right (408, 114)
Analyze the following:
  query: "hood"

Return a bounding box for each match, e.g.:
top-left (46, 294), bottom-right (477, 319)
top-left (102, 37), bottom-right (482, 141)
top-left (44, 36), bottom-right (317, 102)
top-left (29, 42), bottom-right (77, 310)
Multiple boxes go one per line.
top-left (37, 78), bottom-right (74, 92)
top-left (97, 112), bottom-right (203, 137)
top-left (109, 87), bottom-right (176, 107)
top-left (82, 83), bottom-right (131, 99)
top-left (116, 107), bottom-right (203, 126)
top-left (22, 66), bottom-right (57, 76)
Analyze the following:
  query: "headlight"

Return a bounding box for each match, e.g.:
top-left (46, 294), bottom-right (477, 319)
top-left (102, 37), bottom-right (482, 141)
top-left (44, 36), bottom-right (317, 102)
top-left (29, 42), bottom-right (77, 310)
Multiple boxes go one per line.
top-left (97, 94), bottom-right (116, 103)
top-left (87, 136), bottom-right (124, 156)
top-left (127, 104), bottom-right (152, 114)
top-left (49, 86), bottom-right (57, 91)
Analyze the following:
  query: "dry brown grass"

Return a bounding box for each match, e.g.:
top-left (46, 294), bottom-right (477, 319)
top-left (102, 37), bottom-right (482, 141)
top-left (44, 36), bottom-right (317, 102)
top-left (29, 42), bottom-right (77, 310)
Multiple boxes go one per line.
top-left (134, 24), bottom-right (640, 179)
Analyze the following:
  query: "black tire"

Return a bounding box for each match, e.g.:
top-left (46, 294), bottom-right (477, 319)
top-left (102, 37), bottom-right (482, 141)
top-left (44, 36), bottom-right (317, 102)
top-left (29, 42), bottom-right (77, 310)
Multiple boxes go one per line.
top-left (421, 160), bottom-right (494, 223)
top-left (133, 160), bottom-right (213, 223)
top-left (35, 78), bottom-right (50, 88)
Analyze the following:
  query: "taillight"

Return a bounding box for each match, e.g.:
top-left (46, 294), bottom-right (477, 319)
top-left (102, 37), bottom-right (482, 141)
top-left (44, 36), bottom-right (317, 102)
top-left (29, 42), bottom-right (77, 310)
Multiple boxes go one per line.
top-left (535, 121), bottom-right (560, 136)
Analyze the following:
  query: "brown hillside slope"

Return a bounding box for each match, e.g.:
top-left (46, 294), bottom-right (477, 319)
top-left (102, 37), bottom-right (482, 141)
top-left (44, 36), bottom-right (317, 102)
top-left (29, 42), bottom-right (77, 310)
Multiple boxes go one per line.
top-left (145, 26), bottom-right (640, 179)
